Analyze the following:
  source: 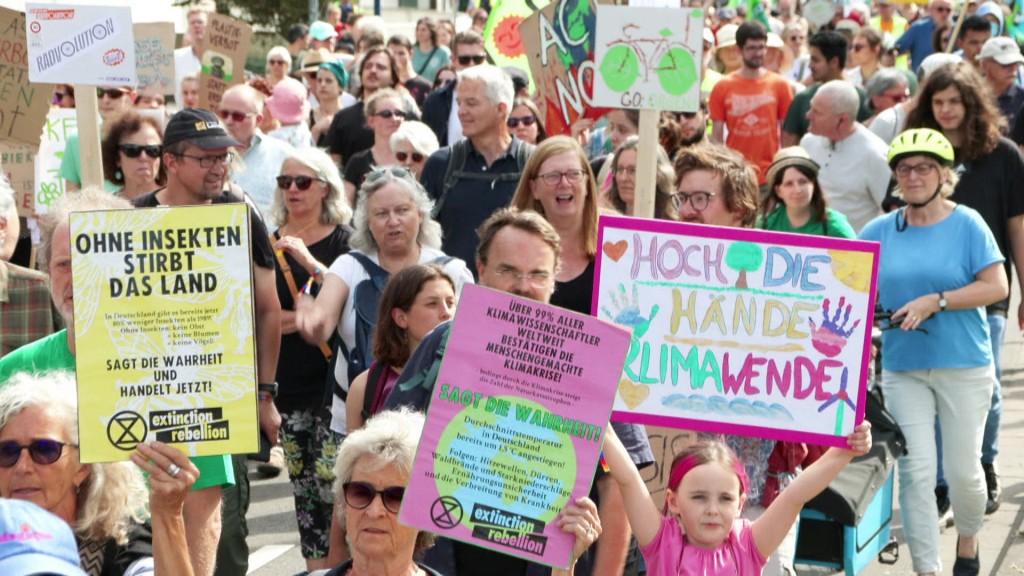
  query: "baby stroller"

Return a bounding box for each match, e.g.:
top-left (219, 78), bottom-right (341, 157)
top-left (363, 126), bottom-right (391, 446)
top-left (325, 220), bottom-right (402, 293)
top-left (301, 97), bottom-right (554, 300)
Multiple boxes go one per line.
top-left (794, 388), bottom-right (905, 575)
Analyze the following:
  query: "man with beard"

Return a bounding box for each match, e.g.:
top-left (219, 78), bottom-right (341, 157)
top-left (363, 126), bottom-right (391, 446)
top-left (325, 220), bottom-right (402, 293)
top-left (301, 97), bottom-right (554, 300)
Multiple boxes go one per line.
top-left (709, 21), bottom-right (793, 187)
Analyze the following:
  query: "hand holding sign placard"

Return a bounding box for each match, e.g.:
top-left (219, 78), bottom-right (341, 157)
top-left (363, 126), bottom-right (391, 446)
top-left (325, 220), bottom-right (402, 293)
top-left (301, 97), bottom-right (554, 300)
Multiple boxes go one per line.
top-left (594, 216), bottom-right (880, 447)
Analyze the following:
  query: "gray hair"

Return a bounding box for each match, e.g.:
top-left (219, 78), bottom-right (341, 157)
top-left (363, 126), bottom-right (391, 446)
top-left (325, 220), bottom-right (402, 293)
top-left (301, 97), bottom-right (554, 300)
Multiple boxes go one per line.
top-left (266, 46), bottom-right (292, 66)
top-left (457, 65), bottom-right (515, 119)
top-left (0, 173), bottom-right (14, 217)
top-left (269, 148), bottom-right (353, 228)
top-left (333, 408), bottom-right (434, 553)
top-left (816, 80), bottom-right (860, 119)
top-left (390, 121), bottom-right (440, 157)
top-left (349, 168), bottom-right (442, 253)
top-left (865, 68), bottom-right (908, 99)
top-left (38, 187), bottom-right (131, 272)
top-left (0, 372), bottom-right (148, 546)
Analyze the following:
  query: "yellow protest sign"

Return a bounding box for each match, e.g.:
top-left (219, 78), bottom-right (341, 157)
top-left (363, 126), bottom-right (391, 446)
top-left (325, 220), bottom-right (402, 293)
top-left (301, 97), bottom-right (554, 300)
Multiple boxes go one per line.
top-left (70, 204), bottom-right (258, 463)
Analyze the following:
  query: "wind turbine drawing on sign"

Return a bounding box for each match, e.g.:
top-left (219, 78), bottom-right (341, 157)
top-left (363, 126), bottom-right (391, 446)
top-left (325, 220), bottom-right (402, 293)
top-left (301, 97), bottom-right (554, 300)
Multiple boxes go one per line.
top-left (818, 367), bottom-right (856, 436)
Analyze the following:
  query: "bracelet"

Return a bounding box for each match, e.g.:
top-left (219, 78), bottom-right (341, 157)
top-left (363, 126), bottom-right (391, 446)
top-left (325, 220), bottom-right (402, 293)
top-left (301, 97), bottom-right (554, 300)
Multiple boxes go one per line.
top-left (258, 392), bottom-right (273, 402)
top-left (258, 382), bottom-right (278, 398)
top-left (312, 263), bottom-right (325, 278)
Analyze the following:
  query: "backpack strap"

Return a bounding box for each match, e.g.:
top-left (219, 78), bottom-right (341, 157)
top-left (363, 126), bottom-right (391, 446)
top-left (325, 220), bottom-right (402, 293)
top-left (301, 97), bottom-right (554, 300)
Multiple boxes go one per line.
top-left (361, 360), bottom-right (389, 422)
top-left (347, 251), bottom-right (389, 290)
top-left (435, 139), bottom-right (469, 219)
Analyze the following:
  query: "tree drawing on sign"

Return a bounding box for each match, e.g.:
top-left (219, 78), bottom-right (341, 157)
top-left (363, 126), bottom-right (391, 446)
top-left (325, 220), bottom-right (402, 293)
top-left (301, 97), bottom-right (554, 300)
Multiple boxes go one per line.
top-left (725, 242), bottom-right (763, 289)
top-left (599, 23), bottom-right (698, 95)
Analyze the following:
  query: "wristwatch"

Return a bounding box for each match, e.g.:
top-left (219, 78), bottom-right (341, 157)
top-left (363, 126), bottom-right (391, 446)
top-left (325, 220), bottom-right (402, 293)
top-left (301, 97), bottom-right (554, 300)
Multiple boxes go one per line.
top-left (258, 382), bottom-right (278, 399)
top-left (938, 292), bottom-right (948, 312)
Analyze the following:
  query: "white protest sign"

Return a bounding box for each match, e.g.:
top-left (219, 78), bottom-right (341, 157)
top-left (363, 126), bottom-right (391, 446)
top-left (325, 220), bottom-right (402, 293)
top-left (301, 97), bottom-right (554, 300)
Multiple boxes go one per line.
top-left (25, 4), bottom-right (135, 85)
top-left (33, 108), bottom-right (76, 215)
top-left (593, 6), bottom-right (703, 111)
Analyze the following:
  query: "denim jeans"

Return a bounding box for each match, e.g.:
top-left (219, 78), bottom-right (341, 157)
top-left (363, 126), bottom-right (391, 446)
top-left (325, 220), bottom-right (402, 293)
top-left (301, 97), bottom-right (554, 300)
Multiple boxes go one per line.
top-left (883, 365), bottom-right (994, 573)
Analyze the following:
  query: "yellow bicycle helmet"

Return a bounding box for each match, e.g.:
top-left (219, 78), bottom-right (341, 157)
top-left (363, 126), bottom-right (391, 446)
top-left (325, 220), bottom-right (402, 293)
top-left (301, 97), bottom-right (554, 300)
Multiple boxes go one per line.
top-left (887, 128), bottom-right (955, 169)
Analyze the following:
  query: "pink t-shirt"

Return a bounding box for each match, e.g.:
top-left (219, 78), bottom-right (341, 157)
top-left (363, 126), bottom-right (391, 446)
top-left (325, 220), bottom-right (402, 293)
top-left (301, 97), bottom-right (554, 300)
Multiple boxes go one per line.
top-left (640, 515), bottom-right (767, 576)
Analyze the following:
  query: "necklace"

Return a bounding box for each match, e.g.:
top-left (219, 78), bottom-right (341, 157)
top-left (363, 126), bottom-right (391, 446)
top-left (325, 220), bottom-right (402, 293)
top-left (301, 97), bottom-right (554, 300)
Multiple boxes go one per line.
top-left (283, 219), bottom-right (319, 237)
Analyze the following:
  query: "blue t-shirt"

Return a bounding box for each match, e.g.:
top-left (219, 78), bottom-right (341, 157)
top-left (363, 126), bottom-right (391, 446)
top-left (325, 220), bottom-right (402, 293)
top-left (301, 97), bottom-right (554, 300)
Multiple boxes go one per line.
top-left (894, 17), bottom-right (937, 72)
top-left (859, 206), bottom-right (1003, 371)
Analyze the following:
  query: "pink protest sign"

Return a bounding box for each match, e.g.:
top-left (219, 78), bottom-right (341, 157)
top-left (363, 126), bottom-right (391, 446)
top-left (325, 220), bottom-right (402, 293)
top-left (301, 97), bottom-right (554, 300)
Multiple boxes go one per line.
top-left (594, 215), bottom-right (879, 447)
top-left (400, 284), bottom-right (629, 568)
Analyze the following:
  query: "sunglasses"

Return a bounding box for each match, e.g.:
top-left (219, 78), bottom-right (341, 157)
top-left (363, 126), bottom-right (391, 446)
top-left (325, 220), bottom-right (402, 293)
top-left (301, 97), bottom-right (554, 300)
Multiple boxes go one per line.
top-left (396, 151), bottom-right (425, 163)
top-left (457, 54), bottom-right (486, 66)
top-left (0, 439), bottom-right (78, 467)
top-left (268, 59), bottom-right (288, 65)
top-left (276, 175), bottom-right (325, 190)
top-left (342, 481), bottom-right (405, 514)
top-left (507, 115), bottom-right (537, 128)
top-left (96, 87), bottom-right (129, 99)
top-left (934, 6), bottom-right (951, 12)
top-left (218, 110), bottom-right (256, 122)
top-left (119, 144), bottom-right (163, 159)
top-left (679, 111), bottom-right (699, 119)
top-left (366, 166), bottom-right (416, 183)
top-left (373, 109), bottom-right (406, 120)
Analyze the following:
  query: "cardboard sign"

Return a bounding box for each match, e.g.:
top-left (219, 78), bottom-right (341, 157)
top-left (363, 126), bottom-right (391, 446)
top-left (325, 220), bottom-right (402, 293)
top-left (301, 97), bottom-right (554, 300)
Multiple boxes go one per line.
top-left (0, 143), bottom-right (36, 216)
top-left (521, 0), bottom-right (610, 136)
top-left (70, 204), bottom-right (259, 463)
top-left (25, 4), bottom-right (136, 85)
top-left (197, 13), bottom-right (251, 111)
top-left (134, 22), bottom-right (175, 96)
top-left (401, 284), bottom-right (630, 568)
top-left (593, 6), bottom-right (703, 111)
top-left (33, 107), bottom-right (75, 215)
top-left (0, 7), bottom-right (54, 148)
top-left (594, 216), bottom-right (879, 447)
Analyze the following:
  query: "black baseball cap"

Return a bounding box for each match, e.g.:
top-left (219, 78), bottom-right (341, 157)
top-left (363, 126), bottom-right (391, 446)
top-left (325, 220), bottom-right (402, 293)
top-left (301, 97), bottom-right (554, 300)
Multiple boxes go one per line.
top-left (163, 108), bottom-right (240, 149)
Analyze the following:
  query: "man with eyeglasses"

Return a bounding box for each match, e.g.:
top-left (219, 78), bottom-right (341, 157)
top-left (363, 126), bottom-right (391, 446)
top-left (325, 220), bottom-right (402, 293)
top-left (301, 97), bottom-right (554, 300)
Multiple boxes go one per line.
top-left (781, 31), bottom-right (871, 147)
top-left (801, 80), bottom-right (891, 232)
top-left (709, 22), bottom-right (793, 187)
top-left (0, 187), bottom-right (236, 576)
top-left (219, 84), bottom-right (295, 215)
top-left (422, 30), bottom-right (487, 146)
top-left (383, 208), bottom-right (654, 576)
top-left (131, 109), bottom-right (282, 576)
top-left (421, 65), bottom-right (534, 274)
top-left (59, 86), bottom-right (137, 193)
top-left (894, 0), bottom-right (953, 71)
top-left (865, 68), bottom-right (911, 121)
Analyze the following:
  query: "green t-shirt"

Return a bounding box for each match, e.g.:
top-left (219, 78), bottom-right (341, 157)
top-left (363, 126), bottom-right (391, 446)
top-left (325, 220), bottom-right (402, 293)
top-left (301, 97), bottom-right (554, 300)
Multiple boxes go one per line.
top-left (782, 83), bottom-right (872, 139)
top-left (0, 330), bottom-right (234, 490)
top-left (759, 205), bottom-right (857, 239)
top-left (58, 134), bottom-right (119, 192)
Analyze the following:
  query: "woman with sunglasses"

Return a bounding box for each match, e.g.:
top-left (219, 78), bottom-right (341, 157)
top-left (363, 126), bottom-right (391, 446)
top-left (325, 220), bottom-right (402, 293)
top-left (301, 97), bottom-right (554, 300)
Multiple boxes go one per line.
top-left (413, 17), bottom-right (452, 85)
top-left (758, 147), bottom-right (855, 238)
top-left (344, 88), bottom-right (406, 202)
top-left (860, 129), bottom-right (1007, 576)
top-left (265, 46), bottom-right (292, 88)
top-left (508, 97), bottom-right (547, 145)
top-left (60, 85), bottom-right (136, 193)
top-left (390, 121), bottom-right (439, 179)
top-left (324, 408), bottom-right (601, 575)
top-left (270, 148), bottom-right (355, 572)
top-left (0, 371), bottom-right (198, 576)
top-left (101, 111), bottom-right (166, 201)
top-left (847, 28), bottom-right (885, 88)
top-left (345, 264), bottom-right (454, 434)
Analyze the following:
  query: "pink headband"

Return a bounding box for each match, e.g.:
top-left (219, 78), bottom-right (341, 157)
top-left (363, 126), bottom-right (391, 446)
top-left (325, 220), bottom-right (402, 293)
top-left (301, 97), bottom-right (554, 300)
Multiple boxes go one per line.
top-left (667, 450), bottom-right (750, 497)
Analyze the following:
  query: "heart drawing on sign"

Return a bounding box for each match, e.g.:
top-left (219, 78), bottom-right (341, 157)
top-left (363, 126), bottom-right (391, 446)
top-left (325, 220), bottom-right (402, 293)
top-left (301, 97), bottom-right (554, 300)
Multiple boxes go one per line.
top-left (603, 240), bottom-right (628, 262)
top-left (618, 378), bottom-right (649, 409)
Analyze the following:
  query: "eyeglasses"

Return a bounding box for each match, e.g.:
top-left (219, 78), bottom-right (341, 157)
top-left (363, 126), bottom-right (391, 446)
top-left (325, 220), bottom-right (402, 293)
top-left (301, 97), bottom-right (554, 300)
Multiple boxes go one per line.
top-left (535, 169), bottom-right (586, 186)
top-left (268, 59), bottom-right (288, 65)
top-left (119, 144), bottom-right (163, 159)
top-left (671, 191), bottom-right (716, 211)
top-left (0, 439), bottom-right (78, 467)
top-left (373, 109), bottom-right (406, 120)
top-left (788, 35), bottom-right (806, 42)
top-left (894, 162), bottom-right (939, 178)
top-left (276, 175), bottom-right (325, 190)
top-left (457, 54), bottom-right (486, 66)
top-left (178, 152), bottom-right (233, 168)
top-left (850, 44), bottom-right (867, 52)
top-left (342, 481), bottom-right (405, 514)
top-left (217, 110), bottom-right (256, 122)
top-left (507, 115), bottom-right (537, 128)
top-left (396, 151), bottom-right (425, 163)
top-left (96, 87), bottom-right (129, 99)
top-left (934, 6), bottom-right (951, 12)
top-left (616, 166), bottom-right (637, 178)
top-left (493, 265), bottom-right (553, 287)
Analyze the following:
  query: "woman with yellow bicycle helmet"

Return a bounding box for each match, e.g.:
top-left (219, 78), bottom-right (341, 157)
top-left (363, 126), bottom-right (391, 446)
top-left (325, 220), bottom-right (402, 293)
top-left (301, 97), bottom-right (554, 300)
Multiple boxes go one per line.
top-left (860, 127), bottom-right (1007, 576)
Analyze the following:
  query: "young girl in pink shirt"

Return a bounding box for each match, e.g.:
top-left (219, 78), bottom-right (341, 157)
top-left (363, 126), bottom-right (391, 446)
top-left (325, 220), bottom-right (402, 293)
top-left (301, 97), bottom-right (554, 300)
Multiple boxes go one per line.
top-left (603, 423), bottom-right (872, 575)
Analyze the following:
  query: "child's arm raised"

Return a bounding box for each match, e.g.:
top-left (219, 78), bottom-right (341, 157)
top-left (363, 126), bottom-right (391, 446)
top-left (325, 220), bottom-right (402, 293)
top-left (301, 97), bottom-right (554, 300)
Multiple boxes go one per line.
top-left (602, 424), bottom-right (662, 546)
top-left (751, 422), bottom-right (872, 560)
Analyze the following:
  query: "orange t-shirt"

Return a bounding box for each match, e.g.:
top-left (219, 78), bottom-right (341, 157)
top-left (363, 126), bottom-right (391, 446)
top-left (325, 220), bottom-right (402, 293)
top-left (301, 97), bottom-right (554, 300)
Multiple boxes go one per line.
top-left (709, 72), bottom-right (794, 184)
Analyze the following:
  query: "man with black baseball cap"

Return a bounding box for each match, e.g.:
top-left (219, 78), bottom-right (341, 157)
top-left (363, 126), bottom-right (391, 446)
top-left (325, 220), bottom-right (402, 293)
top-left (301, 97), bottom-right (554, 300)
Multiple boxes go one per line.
top-left (132, 108), bottom-right (282, 576)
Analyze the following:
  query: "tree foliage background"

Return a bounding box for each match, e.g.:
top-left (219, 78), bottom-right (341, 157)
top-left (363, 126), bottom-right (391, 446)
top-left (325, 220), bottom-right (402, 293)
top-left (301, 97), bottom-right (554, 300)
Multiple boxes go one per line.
top-left (174, 0), bottom-right (320, 38)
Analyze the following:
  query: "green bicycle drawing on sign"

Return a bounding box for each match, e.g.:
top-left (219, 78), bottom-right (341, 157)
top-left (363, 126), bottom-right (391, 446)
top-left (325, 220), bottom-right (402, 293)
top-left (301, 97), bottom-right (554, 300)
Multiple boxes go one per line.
top-left (599, 23), bottom-right (698, 97)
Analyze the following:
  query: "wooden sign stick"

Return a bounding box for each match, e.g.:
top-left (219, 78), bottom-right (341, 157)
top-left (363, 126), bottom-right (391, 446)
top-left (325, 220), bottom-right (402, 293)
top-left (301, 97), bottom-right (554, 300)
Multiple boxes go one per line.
top-left (75, 88), bottom-right (104, 190)
top-left (633, 109), bottom-right (659, 219)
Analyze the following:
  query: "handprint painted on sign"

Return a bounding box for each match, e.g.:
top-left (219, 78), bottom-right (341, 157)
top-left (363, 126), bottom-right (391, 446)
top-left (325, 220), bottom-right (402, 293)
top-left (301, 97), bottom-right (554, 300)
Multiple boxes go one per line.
top-left (809, 297), bottom-right (860, 358)
top-left (601, 283), bottom-right (659, 338)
